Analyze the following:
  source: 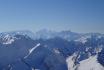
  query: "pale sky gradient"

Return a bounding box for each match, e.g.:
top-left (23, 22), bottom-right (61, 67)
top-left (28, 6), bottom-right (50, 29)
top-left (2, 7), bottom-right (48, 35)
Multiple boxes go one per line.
top-left (0, 0), bottom-right (104, 33)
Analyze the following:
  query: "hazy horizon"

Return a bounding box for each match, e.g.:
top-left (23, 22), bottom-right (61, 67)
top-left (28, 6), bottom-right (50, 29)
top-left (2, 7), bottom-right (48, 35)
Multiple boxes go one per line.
top-left (0, 0), bottom-right (104, 33)
top-left (0, 29), bottom-right (104, 35)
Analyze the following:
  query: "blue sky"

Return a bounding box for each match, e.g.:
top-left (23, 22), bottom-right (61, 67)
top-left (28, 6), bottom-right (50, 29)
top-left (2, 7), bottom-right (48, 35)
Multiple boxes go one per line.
top-left (0, 0), bottom-right (104, 33)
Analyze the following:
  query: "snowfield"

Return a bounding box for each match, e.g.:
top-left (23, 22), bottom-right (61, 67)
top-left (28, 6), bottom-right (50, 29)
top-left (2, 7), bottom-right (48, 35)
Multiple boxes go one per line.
top-left (67, 55), bottom-right (104, 70)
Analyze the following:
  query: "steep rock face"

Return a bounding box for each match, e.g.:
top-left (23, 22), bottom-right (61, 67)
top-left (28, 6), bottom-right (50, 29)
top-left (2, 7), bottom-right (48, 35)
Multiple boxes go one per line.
top-left (32, 37), bottom-right (104, 70)
top-left (98, 48), bottom-right (104, 66)
top-left (24, 44), bottom-right (67, 70)
top-left (0, 34), bottom-right (36, 70)
top-left (0, 32), bottom-right (68, 70)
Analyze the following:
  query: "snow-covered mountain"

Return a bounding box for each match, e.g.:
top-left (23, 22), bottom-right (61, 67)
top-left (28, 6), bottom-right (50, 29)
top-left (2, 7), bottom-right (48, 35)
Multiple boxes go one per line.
top-left (77, 55), bottom-right (104, 70)
top-left (0, 30), bottom-right (104, 70)
top-left (34, 29), bottom-right (104, 43)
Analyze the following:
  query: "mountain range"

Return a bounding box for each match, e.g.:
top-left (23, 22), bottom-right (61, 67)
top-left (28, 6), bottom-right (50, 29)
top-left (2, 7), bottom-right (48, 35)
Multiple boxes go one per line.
top-left (0, 29), bottom-right (104, 70)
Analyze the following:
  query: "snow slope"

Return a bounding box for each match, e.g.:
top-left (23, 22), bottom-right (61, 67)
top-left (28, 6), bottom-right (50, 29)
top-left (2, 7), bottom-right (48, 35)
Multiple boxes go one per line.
top-left (66, 53), bottom-right (77, 70)
top-left (77, 55), bottom-right (104, 70)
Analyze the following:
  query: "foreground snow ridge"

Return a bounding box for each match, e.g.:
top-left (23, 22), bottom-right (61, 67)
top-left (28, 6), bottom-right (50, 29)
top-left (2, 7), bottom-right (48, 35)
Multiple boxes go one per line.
top-left (66, 53), bottom-right (78, 70)
top-left (78, 55), bottom-right (104, 70)
top-left (67, 55), bottom-right (104, 70)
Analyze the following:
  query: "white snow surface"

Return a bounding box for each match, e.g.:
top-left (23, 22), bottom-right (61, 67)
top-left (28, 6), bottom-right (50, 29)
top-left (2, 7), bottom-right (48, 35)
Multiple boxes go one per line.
top-left (66, 54), bottom-right (104, 70)
top-left (2, 35), bottom-right (15, 44)
top-left (66, 53), bottom-right (77, 70)
top-left (77, 55), bottom-right (104, 70)
top-left (29, 43), bottom-right (40, 54)
top-left (3, 39), bottom-right (14, 45)
top-left (53, 48), bottom-right (60, 54)
top-left (24, 43), bottom-right (40, 58)
top-left (31, 67), bottom-right (39, 70)
top-left (75, 36), bottom-right (87, 44)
